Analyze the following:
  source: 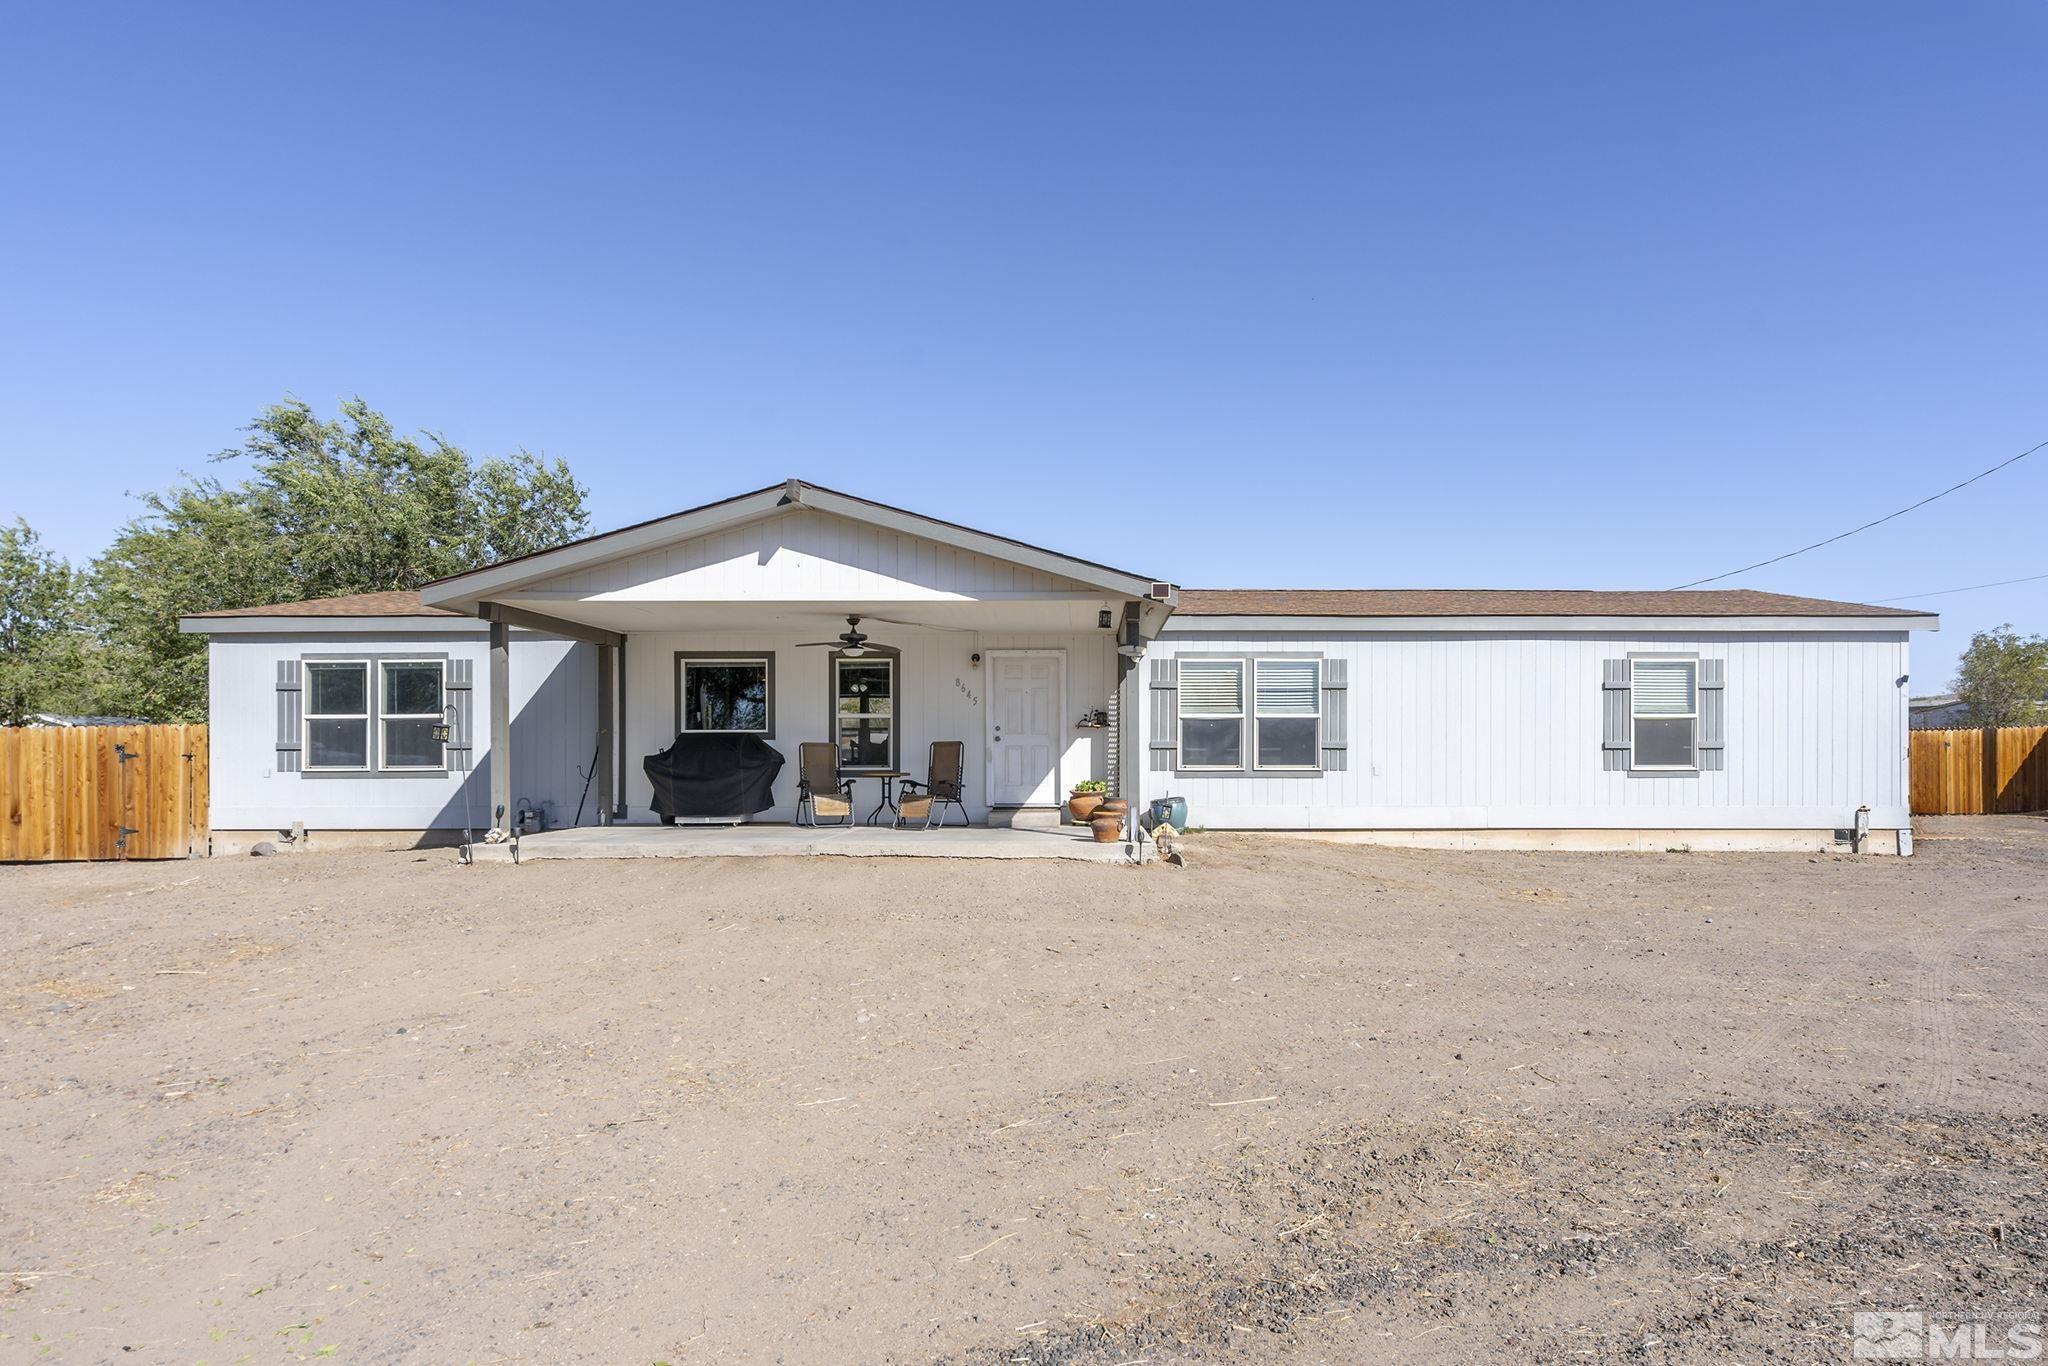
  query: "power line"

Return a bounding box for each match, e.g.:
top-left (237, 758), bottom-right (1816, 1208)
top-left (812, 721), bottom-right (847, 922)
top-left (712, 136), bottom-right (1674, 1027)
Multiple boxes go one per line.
top-left (1670, 436), bottom-right (2048, 590)
top-left (1874, 571), bottom-right (2048, 603)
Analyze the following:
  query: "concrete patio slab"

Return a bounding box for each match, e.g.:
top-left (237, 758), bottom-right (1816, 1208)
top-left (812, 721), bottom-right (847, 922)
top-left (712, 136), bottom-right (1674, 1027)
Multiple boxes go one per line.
top-left (467, 821), bottom-right (1144, 863)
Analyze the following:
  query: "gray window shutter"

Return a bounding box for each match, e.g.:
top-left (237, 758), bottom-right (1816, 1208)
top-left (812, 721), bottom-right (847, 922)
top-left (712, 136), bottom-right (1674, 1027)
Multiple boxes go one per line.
top-left (445, 657), bottom-right (474, 771)
top-left (1601, 658), bottom-right (1631, 771)
top-left (1148, 656), bottom-right (1178, 772)
top-left (1319, 657), bottom-right (1348, 771)
top-left (1697, 657), bottom-right (1725, 771)
top-left (275, 659), bottom-right (302, 772)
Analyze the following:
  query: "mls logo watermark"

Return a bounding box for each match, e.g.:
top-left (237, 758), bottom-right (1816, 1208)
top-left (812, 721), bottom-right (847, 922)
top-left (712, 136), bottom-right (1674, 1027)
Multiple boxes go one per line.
top-left (1853, 1311), bottom-right (2043, 1360)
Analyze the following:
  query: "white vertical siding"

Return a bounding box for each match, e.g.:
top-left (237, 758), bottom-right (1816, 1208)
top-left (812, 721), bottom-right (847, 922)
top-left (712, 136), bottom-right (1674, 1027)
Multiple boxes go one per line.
top-left (207, 631), bottom-right (595, 831)
top-left (547, 508), bottom-right (1086, 601)
top-left (1140, 630), bottom-right (1911, 831)
top-left (211, 619), bottom-right (1912, 837)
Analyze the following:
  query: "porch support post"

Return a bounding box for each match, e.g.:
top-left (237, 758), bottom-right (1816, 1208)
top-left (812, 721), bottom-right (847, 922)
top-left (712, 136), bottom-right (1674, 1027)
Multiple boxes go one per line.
top-left (1113, 650), bottom-right (1137, 804)
top-left (596, 644), bottom-right (616, 826)
top-left (1114, 601), bottom-right (1145, 806)
top-left (614, 639), bottom-right (628, 820)
top-left (489, 619), bottom-right (512, 833)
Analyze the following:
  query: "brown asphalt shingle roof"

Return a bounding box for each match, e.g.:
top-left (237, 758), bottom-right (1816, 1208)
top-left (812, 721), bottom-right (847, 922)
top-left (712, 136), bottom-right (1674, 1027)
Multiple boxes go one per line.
top-left (183, 590), bottom-right (462, 619)
top-left (186, 586), bottom-right (1922, 621)
top-left (1173, 588), bottom-right (1923, 617)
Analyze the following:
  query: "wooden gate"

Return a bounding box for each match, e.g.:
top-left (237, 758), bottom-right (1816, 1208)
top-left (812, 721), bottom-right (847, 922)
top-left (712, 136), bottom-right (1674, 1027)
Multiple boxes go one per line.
top-left (1910, 725), bottom-right (2048, 815)
top-left (0, 724), bottom-right (209, 862)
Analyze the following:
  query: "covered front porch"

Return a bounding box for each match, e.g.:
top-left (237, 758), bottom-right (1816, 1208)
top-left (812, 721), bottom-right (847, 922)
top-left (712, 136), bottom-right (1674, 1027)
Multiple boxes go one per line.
top-left (468, 818), bottom-right (1145, 863)
top-left (602, 600), bottom-right (1125, 827)
top-left (419, 480), bottom-right (1174, 843)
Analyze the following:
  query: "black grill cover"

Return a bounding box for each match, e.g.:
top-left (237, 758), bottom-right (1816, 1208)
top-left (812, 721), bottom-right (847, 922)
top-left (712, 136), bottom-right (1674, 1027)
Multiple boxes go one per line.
top-left (643, 733), bottom-right (786, 820)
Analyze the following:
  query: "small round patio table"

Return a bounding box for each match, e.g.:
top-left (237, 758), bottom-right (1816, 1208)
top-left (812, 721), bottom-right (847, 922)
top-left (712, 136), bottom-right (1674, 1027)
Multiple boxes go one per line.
top-left (857, 771), bottom-right (910, 826)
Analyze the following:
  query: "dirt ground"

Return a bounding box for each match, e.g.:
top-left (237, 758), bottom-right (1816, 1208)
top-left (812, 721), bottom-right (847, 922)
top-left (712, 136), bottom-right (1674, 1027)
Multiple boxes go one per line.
top-left (4, 818), bottom-right (2045, 1364)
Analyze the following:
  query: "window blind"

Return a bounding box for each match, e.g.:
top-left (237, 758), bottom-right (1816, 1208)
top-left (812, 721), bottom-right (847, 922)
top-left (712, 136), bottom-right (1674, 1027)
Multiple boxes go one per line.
top-left (1632, 659), bottom-right (1696, 715)
top-left (1255, 659), bottom-right (1319, 715)
top-left (1178, 660), bottom-right (1242, 714)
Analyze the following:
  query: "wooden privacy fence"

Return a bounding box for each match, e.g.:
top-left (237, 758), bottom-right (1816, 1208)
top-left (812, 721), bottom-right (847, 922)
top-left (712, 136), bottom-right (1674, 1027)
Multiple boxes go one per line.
top-left (1910, 725), bottom-right (2048, 816)
top-left (1, 724), bottom-right (209, 862)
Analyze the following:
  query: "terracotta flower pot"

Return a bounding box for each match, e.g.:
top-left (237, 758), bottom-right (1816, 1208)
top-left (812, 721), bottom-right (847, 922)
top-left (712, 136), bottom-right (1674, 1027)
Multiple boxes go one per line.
top-left (1067, 792), bottom-right (1104, 823)
top-left (1088, 810), bottom-right (1124, 843)
top-left (1096, 798), bottom-right (1129, 817)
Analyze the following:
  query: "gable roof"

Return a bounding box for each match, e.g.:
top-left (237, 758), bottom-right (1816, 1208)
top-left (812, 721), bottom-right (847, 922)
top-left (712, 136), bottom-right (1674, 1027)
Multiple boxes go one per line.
top-left (418, 478), bottom-right (1164, 610)
top-left (183, 583), bottom-right (1935, 637)
top-left (183, 590), bottom-right (461, 620)
top-left (1174, 588), bottom-right (1925, 618)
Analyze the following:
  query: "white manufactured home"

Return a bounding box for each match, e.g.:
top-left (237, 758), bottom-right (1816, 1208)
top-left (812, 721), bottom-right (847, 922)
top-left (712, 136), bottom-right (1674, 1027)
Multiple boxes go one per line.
top-left (182, 479), bottom-right (1936, 855)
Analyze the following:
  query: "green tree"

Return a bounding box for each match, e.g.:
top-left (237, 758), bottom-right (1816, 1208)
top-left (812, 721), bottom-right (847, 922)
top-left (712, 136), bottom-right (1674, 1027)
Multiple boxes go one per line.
top-left (0, 520), bottom-right (95, 725)
top-left (91, 397), bottom-right (591, 720)
top-left (1952, 624), bottom-right (2048, 729)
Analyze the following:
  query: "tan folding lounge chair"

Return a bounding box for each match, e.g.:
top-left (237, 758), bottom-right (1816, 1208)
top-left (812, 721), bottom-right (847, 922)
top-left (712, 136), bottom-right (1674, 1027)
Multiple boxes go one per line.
top-left (796, 742), bottom-right (856, 826)
top-left (896, 741), bottom-right (966, 829)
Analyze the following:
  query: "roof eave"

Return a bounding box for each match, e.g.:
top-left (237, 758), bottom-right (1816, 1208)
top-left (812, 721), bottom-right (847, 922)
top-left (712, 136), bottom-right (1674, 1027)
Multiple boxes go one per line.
top-left (1162, 613), bottom-right (1939, 633)
top-left (179, 615), bottom-right (486, 636)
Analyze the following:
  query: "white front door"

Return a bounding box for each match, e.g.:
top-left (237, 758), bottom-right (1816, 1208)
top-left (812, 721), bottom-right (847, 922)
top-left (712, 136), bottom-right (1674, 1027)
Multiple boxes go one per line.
top-left (987, 653), bottom-right (1061, 806)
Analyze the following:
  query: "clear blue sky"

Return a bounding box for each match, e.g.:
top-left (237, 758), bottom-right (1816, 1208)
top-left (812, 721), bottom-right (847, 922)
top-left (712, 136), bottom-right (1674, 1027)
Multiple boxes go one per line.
top-left (3, 1), bottom-right (2042, 687)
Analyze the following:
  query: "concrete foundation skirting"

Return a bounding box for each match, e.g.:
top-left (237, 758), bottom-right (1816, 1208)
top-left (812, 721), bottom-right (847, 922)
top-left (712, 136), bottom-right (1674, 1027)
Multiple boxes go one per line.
top-left (468, 822), bottom-right (1145, 864)
top-left (1265, 827), bottom-right (1907, 855)
top-left (209, 829), bottom-right (468, 857)
top-left (209, 825), bottom-right (1909, 858)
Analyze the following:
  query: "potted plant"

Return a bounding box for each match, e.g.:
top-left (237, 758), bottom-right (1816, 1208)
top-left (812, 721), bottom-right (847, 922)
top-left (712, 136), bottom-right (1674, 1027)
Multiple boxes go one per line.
top-left (1089, 794), bottom-right (1130, 843)
top-left (1067, 779), bottom-right (1107, 823)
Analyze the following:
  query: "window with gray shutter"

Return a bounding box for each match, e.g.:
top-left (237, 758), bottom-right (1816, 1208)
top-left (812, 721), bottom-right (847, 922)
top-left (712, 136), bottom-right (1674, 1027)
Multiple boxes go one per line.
top-left (1252, 658), bottom-right (1319, 769)
top-left (1631, 657), bottom-right (1699, 769)
top-left (1159, 654), bottom-right (1337, 774)
top-left (302, 661), bottom-right (372, 769)
top-left (1601, 658), bottom-right (1631, 771)
top-left (1178, 658), bottom-right (1246, 768)
top-left (275, 659), bottom-right (302, 772)
top-left (1697, 658), bottom-right (1726, 771)
top-left (1147, 657), bottom-right (1178, 772)
top-left (379, 659), bottom-right (447, 770)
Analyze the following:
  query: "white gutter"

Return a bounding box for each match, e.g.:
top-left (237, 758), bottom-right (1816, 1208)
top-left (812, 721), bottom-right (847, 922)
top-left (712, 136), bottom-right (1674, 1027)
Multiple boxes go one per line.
top-left (1163, 614), bottom-right (1938, 634)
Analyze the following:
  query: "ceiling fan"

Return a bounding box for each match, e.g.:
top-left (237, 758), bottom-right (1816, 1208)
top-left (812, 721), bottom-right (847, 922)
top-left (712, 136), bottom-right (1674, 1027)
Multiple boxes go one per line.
top-left (794, 613), bottom-right (979, 654)
top-left (796, 615), bottom-right (880, 656)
